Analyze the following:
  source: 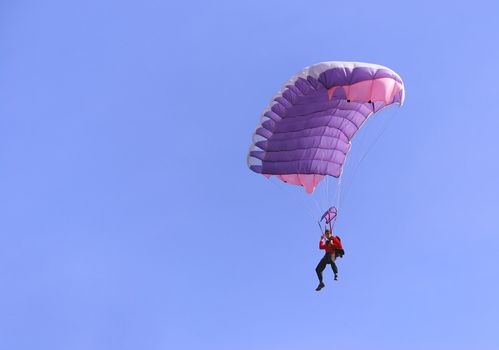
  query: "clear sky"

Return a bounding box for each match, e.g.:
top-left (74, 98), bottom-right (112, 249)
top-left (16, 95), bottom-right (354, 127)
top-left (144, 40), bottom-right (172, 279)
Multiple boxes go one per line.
top-left (1, 0), bottom-right (499, 349)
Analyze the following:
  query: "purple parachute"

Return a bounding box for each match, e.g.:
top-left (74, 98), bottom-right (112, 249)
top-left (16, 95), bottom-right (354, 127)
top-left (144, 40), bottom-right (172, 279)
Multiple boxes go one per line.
top-left (247, 61), bottom-right (405, 193)
top-left (320, 207), bottom-right (338, 225)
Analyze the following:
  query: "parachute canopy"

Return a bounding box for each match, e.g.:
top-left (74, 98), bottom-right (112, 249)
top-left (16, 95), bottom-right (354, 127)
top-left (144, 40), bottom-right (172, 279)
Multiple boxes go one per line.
top-left (248, 61), bottom-right (405, 193)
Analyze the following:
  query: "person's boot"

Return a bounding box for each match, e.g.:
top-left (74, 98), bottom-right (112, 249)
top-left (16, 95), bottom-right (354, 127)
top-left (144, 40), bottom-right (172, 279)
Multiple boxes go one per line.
top-left (334, 274), bottom-right (338, 281)
top-left (315, 282), bottom-right (325, 291)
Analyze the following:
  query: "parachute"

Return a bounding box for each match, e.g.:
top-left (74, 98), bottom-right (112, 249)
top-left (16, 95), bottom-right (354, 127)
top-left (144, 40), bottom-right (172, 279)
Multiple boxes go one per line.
top-left (248, 61), bottom-right (405, 197)
top-left (247, 62), bottom-right (404, 224)
top-left (318, 206), bottom-right (338, 234)
top-left (320, 207), bottom-right (338, 225)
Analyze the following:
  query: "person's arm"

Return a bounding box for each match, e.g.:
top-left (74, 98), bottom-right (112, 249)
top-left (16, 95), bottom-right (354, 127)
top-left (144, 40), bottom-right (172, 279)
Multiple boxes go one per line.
top-left (319, 236), bottom-right (326, 250)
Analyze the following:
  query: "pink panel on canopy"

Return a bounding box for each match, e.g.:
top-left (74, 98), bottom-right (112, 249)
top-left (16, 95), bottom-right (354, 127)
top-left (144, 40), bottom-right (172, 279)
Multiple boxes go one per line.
top-left (327, 86), bottom-right (338, 100)
top-left (370, 78), bottom-right (397, 103)
top-left (344, 80), bottom-right (372, 101)
top-left (269, 173), bottom-right (324, 193)
top-left (277, 174), bottom-right (301, 186)
top-left (327, 77), bottom-right (403, 105)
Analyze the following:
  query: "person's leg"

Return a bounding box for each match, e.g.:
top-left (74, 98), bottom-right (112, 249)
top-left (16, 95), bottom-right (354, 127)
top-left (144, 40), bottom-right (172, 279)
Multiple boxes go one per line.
top-left (329, 255), bottom-right (339, 280)
top-left (315, 256), bottom-right (328, 290)
top-left (315, 256), bottom-right (327, 283)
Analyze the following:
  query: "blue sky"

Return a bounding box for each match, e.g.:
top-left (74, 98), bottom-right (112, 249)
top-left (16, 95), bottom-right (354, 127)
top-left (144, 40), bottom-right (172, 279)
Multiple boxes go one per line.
top-left (1, 0), bottom-right (499, 349)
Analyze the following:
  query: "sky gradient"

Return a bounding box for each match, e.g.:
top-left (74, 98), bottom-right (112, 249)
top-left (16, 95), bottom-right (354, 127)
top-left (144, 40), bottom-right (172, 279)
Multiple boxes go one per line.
top-left (1, 1), bottom-right (499, 349)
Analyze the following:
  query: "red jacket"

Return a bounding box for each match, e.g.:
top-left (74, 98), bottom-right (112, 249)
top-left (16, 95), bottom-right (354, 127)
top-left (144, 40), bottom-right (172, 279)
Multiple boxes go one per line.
top-left (319, 236), bottom-right (342, 255)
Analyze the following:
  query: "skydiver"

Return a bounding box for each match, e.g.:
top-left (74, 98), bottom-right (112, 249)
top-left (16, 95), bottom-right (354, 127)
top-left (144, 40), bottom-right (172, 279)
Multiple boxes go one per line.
top-left (315, 228), bottom-right (343, 291)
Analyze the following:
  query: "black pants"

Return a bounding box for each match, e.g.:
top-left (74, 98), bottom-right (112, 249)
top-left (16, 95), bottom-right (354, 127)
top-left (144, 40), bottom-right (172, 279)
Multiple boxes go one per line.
top-left (315, 253), bottom-right (338, 283)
